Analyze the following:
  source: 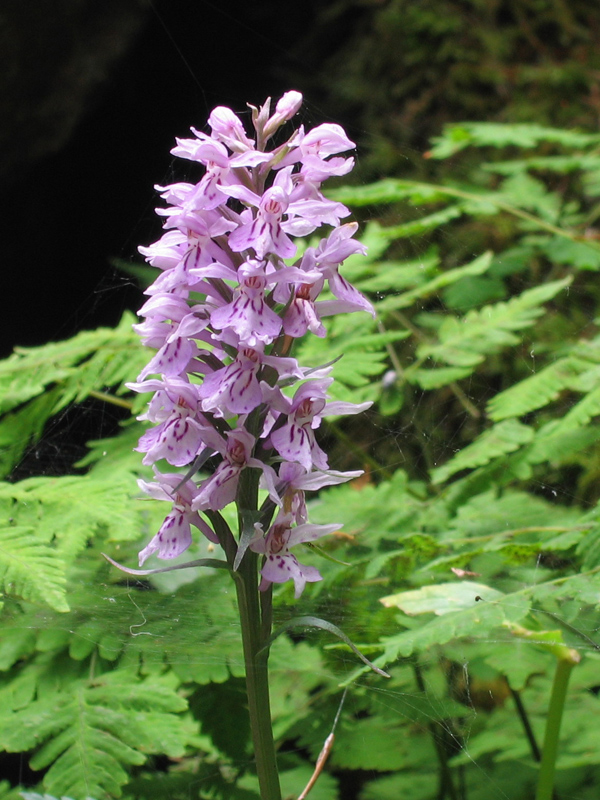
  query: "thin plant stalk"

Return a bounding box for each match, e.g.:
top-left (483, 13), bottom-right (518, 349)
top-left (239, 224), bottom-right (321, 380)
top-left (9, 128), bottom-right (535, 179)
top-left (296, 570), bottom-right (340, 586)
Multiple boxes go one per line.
top-left (534, 649), bottom-right (580, 800)
top-left (234, 550), bottom-right (282, 800)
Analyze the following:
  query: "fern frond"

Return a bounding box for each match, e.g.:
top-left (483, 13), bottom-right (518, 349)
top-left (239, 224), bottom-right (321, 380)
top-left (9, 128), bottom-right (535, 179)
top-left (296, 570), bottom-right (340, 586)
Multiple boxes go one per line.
top-left (356, 250), bottom-right (439, 293)
top-left (0, 526), bottom-right (68, 612)
top-left (431, 420), bottom-right (534, 484)
top-left (327, 179), bottom-right (449, 207)
top-left (0, 388), bottom-right (62, 478)
top-left (0, 471), bottom-right (145, 561)
top-left (0, 314), bottom-right (144, 478)
top-left (378, 251), bottom-right (493, 312)
top-left (487, 358), bottom-right (582, 420)
top-left (428, 122), bottom-right (600, 159)
top-left (0, 314), bottom-right (140, 415)
top-left (408, 366), bottom-right (472, 390)
top-left (554, 384), bottom-right (600, 430)
top-left (0, 670), bottom-right (192, 800)
top-left (414, 278), bottom-right (571, 370)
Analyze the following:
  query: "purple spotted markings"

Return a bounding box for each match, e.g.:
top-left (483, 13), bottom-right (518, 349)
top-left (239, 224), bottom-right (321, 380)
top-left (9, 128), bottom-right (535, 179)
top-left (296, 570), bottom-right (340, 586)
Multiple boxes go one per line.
top-left (129, 91), bottom-right (373, 595)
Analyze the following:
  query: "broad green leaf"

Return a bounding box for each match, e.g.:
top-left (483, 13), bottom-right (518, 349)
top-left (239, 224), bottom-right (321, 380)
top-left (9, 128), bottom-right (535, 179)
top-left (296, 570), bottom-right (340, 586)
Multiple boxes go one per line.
top-left (373, 590), bottom-right (531, 661)
top-left (330, 716), bottom-right (434, 771)
top-left (361, 772), bottom-right (438, 800)
top-left (381, 581), bottom-right (503, 615)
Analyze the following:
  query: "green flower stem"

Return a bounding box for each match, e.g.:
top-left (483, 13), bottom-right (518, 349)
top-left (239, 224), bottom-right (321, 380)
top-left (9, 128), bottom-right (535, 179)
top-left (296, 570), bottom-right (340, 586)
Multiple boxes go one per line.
top-left (233, 463), bottom-right (282, 800)
top-left (234, 548), bottom-right (281, 800)
top-left (505, 623), bottom-right (581, 800)
top-left (535, 649), bottom-right (580, 800)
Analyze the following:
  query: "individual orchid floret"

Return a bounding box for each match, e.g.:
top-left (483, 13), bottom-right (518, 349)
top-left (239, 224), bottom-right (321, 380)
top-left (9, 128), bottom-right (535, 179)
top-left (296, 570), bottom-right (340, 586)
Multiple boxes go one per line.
top-left (208, 106), bottom-right (256, 152)
top-left (226, 183), bottom-right (297, 259)
top-left (127, 375), bottom-right (200, 423)
top-left (138, 472), bottom-right (218, 565)
top-left (198, 345), bottom-right (303, 418)
top-left (265, 378), bottom-right (372, 472)
top-left (277, 123), bottom-right (356, 182)
top-left (135, 407), bottom-right (207, 468)
top-left (277, 461), bottom-right (364, 523)
top-left (192, 428), bottom-right (279, 512)
top-left (249, 512), bottom-right (340, 598)
top-left (210, 262), bottom-right (283, 346)
top-left (261, 90), bottom-right (303, 139)
top-left (283, 281), bottom-right (327, 339)
top-left (265, 379), bottom-right (332, 471)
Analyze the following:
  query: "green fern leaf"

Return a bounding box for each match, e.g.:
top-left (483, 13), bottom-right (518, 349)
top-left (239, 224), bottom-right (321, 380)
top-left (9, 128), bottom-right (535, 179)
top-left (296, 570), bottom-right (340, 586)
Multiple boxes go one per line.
top-left (525, 422), bottom-right (600, 466)
top-left (0, 388), bottom-right (64, 479)
top-left (482, 153), bottom-right (600, 177)
top-left (0, 671), bottom-right (191, 800)
top-left (327, 179), bottom-right (449, 207)
top-left (554, 384), bottom-right (600, 430)
top-left (487, 357), bottom-right (583, 420)
top-left (415, 277), bottom-right (571, 369)
top-left (379, 205), bottom-right (464, 238)
top-left (408, 366), bottom-right (472, 389)
top-left (431, 420), bottom-right (534, 484)
top-left (0, 472), bottom-right (144, 560)
top-left (428, 122), bottom-right (600, 159)
top-left (378, 251), bottom-right (493, 312)
top-left (0, 314), bottom-right (140, 414)
top-left (0, 526), bottom-right (67, 612)
top-left (0, 314), bottom-right (144, 477)
top-left (356, 250), bottom-right (440, 293)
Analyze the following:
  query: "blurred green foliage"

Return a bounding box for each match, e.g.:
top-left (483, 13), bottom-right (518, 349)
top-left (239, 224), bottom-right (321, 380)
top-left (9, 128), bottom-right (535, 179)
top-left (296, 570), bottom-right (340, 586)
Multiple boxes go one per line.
top-left (290, 0), bottom-right (600, 178)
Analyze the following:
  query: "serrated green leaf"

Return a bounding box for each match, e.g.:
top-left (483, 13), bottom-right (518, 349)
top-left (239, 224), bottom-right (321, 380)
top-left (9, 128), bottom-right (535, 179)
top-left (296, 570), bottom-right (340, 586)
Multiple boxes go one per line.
top-left (376, 590), bottom-right (530, 661)
top-left (330, 716), bottom-right (434, 771)
top-left (542, 235), bottom-right (600, 270)
top-left (499, 173), bottom-right (561, 221)
top-left (381, 581), bottom-right (504, 615)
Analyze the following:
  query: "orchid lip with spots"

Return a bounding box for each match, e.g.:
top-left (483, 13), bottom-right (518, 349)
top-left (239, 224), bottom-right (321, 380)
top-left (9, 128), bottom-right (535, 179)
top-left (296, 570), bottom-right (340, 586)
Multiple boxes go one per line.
top-left (129, 91), bottom-right (374, 595)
